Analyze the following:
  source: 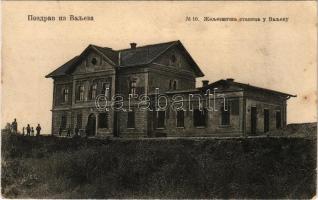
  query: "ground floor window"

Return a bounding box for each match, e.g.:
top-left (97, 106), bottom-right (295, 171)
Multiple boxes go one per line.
top-left (193, 109), bottom-right (206, 127)
top-left (77, 113), bottom-right (82, 129)
top-left (127, 111), bottom-right (135, 128)
top-left (176, 110), bottom-right (184, 128)
top-left (61, 114), bottom-right (67, 129)
top-left (221, 106), bottom-right (230, 125)
top-left (276, 111), bottom-right (281, 129)
top-left (98, 112), bottom-right (108, 128)
top-left (157, 111), bottom-right (165, 128)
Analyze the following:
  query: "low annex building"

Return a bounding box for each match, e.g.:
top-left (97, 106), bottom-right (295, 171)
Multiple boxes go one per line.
top-left (46, 40), bottom-right (295, 137)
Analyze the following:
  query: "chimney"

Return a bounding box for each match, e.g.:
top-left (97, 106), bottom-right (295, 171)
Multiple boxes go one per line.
top-left (130, 42), bottom-right (137, 49)
top-left (226, 78), bottom-right (234, 82)
top-left (202, 80), bottom-right (209, 87)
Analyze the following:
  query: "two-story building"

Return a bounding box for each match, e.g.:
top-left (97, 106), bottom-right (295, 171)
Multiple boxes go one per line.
top-left (46, 40), bottom-right (295, 137)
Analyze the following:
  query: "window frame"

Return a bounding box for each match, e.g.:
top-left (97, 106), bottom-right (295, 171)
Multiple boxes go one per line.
top-left (176, 110), bottom-right (185, 128)
top-left (193, 108), bottom-right (207, 128)
top-left (127, 111), bottom-right (136, 129)
top-left (129, 80), bottom-right (137, 95)
top-left (221, 105), bottom-right (231, 126)
top-left (156, 110), bottom-right (166, 129)
top-left (98, 112), bottom-right (109, 129)
top-left (62, 88), bottom-right (69, 103)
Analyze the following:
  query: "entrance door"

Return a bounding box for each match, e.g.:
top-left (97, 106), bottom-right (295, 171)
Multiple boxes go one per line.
top-left (86, 114), bottom-right (96, 136)
top-left (251, 107), bottom-right (257, 135)
top-left (264, 109), bottom-right (269, 133)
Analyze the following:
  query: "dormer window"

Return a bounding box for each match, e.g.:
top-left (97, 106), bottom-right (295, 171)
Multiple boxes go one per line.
top-left (91, 57), bottom-right (97, 65)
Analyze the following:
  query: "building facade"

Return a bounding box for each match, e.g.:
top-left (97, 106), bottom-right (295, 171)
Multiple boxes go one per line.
top-left (46, 40), bottom-right (295, 137)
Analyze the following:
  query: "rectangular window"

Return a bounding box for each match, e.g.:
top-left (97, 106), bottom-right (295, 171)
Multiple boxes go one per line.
top-left (264, 109), bottom-right (269, 132)
top-left (127, 111), bottom-right (135, 128)
top-left (221, 106), bottom-right (230, 126)
top-left (157, 111), bottom-right (165, 128)
top-left (61, 114), bottom-right (67, 129)
top-left (176, 110), bottom-right (184, 128)
top-left (129, 80), bottom-right (137, 95)
top-left (98, 113), bottom-right (108, 128)
top-left (77, 85), bottom-right (84, 101)
top-left (276, 111), bottom-right (281, 129)
top-left (193, 109), bottom-right (207, 127)
top-left (101, 83), bottom-right (110, 98)
top-left (90, 84), bottom-right (97, 100)
top-left (63, 88), bottom-right (69, 103)
top-left (231, 99), bottom-right (239, 115)
top-left (76, 113), bottom-right (82, 129)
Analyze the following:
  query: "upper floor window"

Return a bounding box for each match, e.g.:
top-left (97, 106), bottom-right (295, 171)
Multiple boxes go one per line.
top-left (62, 88), bottom-right (69, 103)
top-left (193, 109), bottom-right (207, 127)
top-left (79, 85), bottom-right (85, 101)
top-left (169, 80), bottom-right (177, 90)
top-left (129, 80), bottom-right (137, 95)
top-left (90, 84), bottom-right (97, 100)
top-left (173, 80), bottom-right (177, 90)
top-left (101, 83), bottom-right (110, 98)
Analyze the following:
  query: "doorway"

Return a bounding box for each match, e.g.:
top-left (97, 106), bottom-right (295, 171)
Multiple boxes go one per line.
top-left (264, 109), bottom-right (269, 133)
top-left (251, 107), bottom-right (257, 135)
top-left (86, 114), bottom-right (96, 136)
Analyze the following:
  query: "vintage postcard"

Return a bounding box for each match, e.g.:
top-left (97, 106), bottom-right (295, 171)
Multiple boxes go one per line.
top-left (1, 1), bottom-right (317, 199)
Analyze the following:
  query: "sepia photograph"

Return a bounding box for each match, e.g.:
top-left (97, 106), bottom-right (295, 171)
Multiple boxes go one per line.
top-left (1, 1), bottom-right (317, 198)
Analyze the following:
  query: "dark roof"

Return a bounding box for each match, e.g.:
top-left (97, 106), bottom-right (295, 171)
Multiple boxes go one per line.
top-left (119, 41), bottom-right (176, 66)
top-left (202, 79), bottom-right (296, 98)
top-left (46, 40), bottom-right (204, 78)
top-left (45, 56), bottom-right (79, 78)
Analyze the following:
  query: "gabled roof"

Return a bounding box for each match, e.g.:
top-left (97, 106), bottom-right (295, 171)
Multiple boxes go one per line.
top-left (202, 79), bottom-right (296, 98)
top-left (46, 40), bottom-right (204, 78)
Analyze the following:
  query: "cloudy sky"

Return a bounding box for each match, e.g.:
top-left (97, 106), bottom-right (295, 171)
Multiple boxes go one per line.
top-left (2, 1), bottom-right (316, 133)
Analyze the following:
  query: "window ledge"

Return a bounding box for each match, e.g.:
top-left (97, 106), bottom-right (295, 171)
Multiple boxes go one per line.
top-left (195, 126), bottom-right (206, 129)
top-left (176, 126), bottom-right (185, 129)
top-left (219, 125), bottom-right (231, 128)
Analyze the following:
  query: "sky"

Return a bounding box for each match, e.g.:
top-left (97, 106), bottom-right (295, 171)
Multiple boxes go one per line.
top-left (2, 1), bottom-right (317, 134)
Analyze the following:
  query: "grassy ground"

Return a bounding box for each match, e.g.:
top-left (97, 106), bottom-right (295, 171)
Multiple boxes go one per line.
top-left (1, 127), bottom-right (316, 198)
